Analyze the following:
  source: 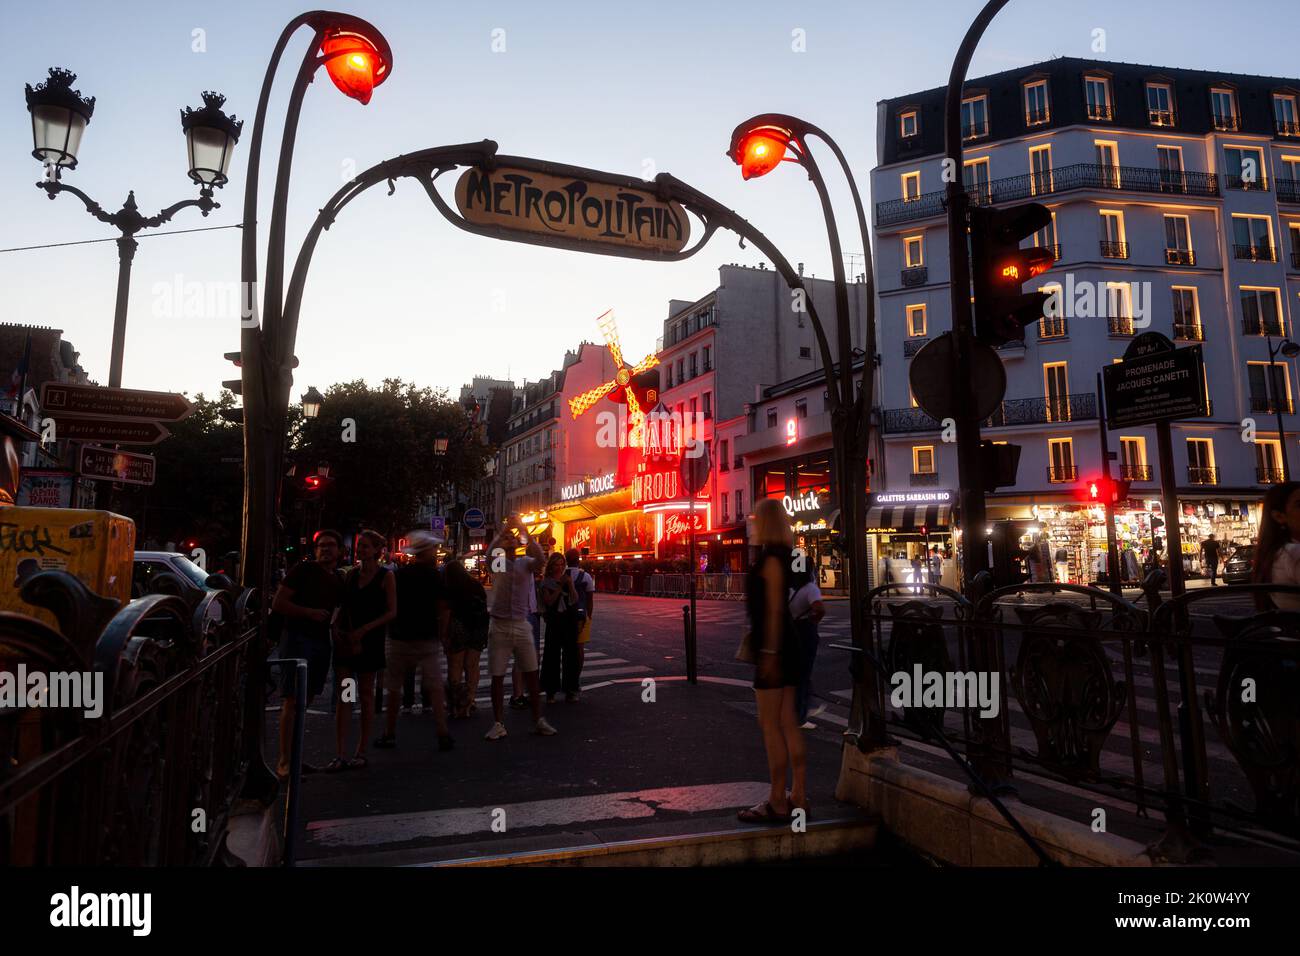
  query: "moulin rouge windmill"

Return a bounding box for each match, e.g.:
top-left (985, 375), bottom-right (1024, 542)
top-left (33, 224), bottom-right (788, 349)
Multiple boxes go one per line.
top-left (567, 309), bottom-right (661, 447)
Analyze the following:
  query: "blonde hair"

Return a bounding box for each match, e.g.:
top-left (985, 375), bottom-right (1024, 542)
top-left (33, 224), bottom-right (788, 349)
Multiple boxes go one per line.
top-left (752, 497), bottom-right (794, 548)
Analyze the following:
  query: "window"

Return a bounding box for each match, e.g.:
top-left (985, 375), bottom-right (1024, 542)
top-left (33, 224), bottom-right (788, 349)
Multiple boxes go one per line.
top-left (906, 304), bottom-right (927, 337)
top-left (1232, 215), bottom-right (1274, 260)
top-left (1241, 287), bottom-right (1284, 336)
top-left (1157, 145), bottom-right (1185, 192)
top-left (665, 365), bottom-right (673, 388)
top-left (961, 95), bottom-right (989, 139)
top-left (1029, 144), bottom-right (1053, 195)
top-left (901, 171), bottom-right (921, 202)
top-left (1275, 94), bottom-right (1300, 136)
top-left (1048, 438), bottom-right (1076, 482)
top-left (912, 445), bottom-right (936, 475)
top-left (1029, 211), bottom-right (1058, 256)
top-left (1095, 140), bottom-right (1120, 188)
top-left (721, 492), bottom-right (729, 522)
top-left (719, 439), bottom-right (729, 471)
top-left (1211, 88), bottom-right (1238, 130)
top-left (1100, 210), bottom-right (1126, 258)
top-left (1044, 362), bottom-right (1070, 421)
top-left (1172, 287), bottom-right (1202, 340)
top-left (1146, 82), bottom-right (1175, 126)
top-left (903, 235), bottom-right (924, 268)
top-left (1085, 76), bottom-right (1113, 120)
top-left (795, 398), bottom-right (808, 419)
top-left (1039, 283), bottom-right (1066, 337)
top-left (1120, 437), bottom-right (1148, 480)
top-left (1188, 438), bottom-right (1216, 484)
top-left (1290, 222), bottom-right (1300, 264)
top-left (735, 489), bottom-right (744, 520)
top-left (1164, 215), bottom-right (1194, 265)
top-left (1247, 361), bottom-right (1292, 414)
top-left (677, 358), bottom-right (685, 382)
top-left (1224, 146), bottom-right (1266, 190)
top-left (766, 407), bottom-right (778, 428)
top-left (899, 110), bottom-right (919, 138)
top-left (1024, 79), bottom-right (1050, 125)
top-left (689, 352), bottom-right (698, 377)
top-left (703, 391), bottom-right (712, 418)
top-left (689, 397), bottom-right (698, 422)
top-left (1257, 439), bottom-right (1285, 483)
top-left (1106, 283), bottom-right (1135, 334)
top-left (798, 345), bottom-right (812, 359)
top-left (963, 157), bottom-right (991, 204)
top-left (1283, 156), bottom-right (1300, 182)
top-left (703, 345), bottom-right (711, 371)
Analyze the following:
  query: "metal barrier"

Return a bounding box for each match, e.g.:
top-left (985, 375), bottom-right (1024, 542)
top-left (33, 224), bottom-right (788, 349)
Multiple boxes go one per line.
top-left (639, 573), bottom-right (745, 600)
top-left (0, 570), bottom-right (260, 866)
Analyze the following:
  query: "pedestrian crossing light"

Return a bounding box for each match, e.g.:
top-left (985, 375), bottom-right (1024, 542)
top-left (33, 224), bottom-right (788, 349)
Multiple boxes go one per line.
top-left (970, 202), bottom-right (1055, 347)
top-left (1081, 476), bottom-right (1131, 504)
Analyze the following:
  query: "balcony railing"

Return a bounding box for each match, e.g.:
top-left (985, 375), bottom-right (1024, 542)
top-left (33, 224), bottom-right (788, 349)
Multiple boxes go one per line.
top-left (1250, 395), bottom-right (1295, 414)
top-left (910, 470), bottom-right (940, 486)
top-left (1025, 108), bottom-right (1049, 126)
top-left (1277, 119), bottom-right (1300, 137)
top-left (1108, 315), bottom-right (1136, 336)
top-left (882, 392), bottom-right (1097, 434)
top-left (1279, 178), bottom-right (1300, 204)
top-left (1165, 247), bottom-right (1195, 266)
top-left (961, 122), bottom-right (989, 140)
top-left (1086, 104), bottom-right (1114, 121)
top-left (1120, 463), bottom-right (1153, 481)
top-left (903, 337), bottom-right (928, 357)
top-left (1257, 465), bottom-right (1287, 484)
top-left (1224, 174), bottom-right (1268, 191)
top-left (1100, 240), bottom-right (1129, 259)
top-left (901, 265), bottom-right (929, 287)
top-left (1212, 112), bottom-right (1239, 131)
top-left (1188, 466), bottom-right (1220, 485)
top-left (1234, 243), bottom-right (1275, 262)
top-left (876, 162), bottom-right (1220, 226)
top-left (1243, 317), bottom-right (1286, 337)
top-left (1173, 321), bottom-right (1204, 341)
top-left (1039, 316), bottom-right (1068, 338)
top-left (1148, 108), bottom-right (1177, 127)
top-left (1047, 464), bottom-right (1078, 483)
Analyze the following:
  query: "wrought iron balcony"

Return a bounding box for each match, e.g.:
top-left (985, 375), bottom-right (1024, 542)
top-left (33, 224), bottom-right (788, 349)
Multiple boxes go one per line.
top-left (961, 121), bottom-right (989, 141)
top-left (901, 266), bottom-right (928, 287)
top-left (1234, 243), bottom-right (1275, 262)
top-left (876, 162), bottom-right (1219, 227)
top-left (1120, 463), bottom-right (1153, 481)
top-left (1277, 119), bottom-right (1300, 137)
top-left (1047, 464), bottom-right (1078, 483)
top-left (1212, 112), bottom-right (1240, 131)
top-left (1039, 316), bottom-right (1068, 339)
top-left (1148, 108), bottom-right (1177, 127)
top-left (1025, 108), bottom-right (1050, 126)
top-left (1188, 466), bottom-right (1219, 485)
top-left (1279, 178), bottom-right (1300, 204)
top-left (910, 470), bottom-right (940, 486)
top-left (903, 337), bottom-right (928, 357)
top-left (1242, 317), bottom-right (1286, 337)
top-left (1086, 104), bottom-right (1114, 121)
top-left (1173, 321), bottom-right (1204, 341)
top-left (1100, 240), bottom-right (1129, 259)
top-left (1108, 316), bottom-right (1135, 336)
top-left (1257, 465), bottom-right (1286, 484)
top-left (882, 392), bottom-right (1097, 433)
top-left (1250, 395), bottom-right (1295, 414)
top-left (1165, 248), bottom-right (1195, 266)
top-left (1225, 174), bottom-right (1268, 191)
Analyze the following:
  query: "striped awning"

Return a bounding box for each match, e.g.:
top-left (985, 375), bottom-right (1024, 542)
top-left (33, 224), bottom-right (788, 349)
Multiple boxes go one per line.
top-left (864, 503), bottom-right (951, 531)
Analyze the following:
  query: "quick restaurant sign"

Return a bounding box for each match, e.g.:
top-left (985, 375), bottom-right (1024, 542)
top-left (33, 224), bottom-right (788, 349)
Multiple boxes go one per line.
top-left (455, 166), bottom-right (690, 255)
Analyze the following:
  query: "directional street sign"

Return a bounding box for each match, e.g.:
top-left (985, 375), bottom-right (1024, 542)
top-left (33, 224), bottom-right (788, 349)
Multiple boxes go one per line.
top-left (54, 417), bottom-right (171, 446)
top-left (78, 445), bottom-right (156, 486)
top-left (40, 383), bottom-right (194, 422)
top-left (1102, 334), bottom-right (1209, 429)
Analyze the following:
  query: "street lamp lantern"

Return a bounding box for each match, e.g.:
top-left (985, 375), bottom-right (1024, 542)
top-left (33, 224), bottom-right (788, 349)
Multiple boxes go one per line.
top-left (320, 27), bottom-right (392, 105)
top-left (1281, 340), bottom-right (1300, 359)
top-left (729, 124), bottom-right (792, 180)
top-left (181, 92), bottom-right (243, 189)
top-left (433, 432), bottom-right (450, 457)
top-left (300, 386), bottom-right (323, 420)
top-left (25, 68), bottom-right (95, 171)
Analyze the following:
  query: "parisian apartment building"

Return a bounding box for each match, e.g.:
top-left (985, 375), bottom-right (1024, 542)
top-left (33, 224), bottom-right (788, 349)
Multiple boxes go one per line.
top-left (869, 56), bottom-right (1300, 578)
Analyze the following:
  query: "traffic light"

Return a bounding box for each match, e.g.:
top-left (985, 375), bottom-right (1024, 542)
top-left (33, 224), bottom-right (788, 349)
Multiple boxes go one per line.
top-left (970, 203), bottom-right (1056, 346)
top-left (1079, 476), bottom-right (1132, 504)
top-left (220, 351), bottom-right (245, 423)
top-left (979, 440), bottom-right (1021, 492)
top-left (303, 474), bottom-right (325, 492)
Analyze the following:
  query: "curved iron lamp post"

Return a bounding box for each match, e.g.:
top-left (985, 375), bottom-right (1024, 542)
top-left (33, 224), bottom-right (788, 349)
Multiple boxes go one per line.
top-left (24, 69), bottom-right (241, 387)
top-left (726, 113), bottom-right (886, 749)
top-left (1265, 335), bottom-right (1300, 481)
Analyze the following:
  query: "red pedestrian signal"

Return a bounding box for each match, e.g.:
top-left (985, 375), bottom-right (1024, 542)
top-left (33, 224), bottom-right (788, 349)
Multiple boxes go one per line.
top-left (1079, 476), bottom-right (1131, 504)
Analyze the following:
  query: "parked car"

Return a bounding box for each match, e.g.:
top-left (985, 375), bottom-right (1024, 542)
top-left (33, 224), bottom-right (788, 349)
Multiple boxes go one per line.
top-left (132, 551), bottom-right (232, 599)
top-left (1222, 545), bottom-right (1255, 585)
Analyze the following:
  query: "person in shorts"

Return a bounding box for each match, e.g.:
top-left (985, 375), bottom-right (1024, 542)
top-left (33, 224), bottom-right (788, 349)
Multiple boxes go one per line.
top-left (484, 515), bottom-right (556, 740)
top-left (375, 531), bottom-right (453, 753)
top-left (272, 530), bottom-right (345, 779)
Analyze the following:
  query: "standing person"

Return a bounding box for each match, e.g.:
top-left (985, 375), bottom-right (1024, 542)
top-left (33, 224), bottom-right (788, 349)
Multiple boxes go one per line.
top-left (909, 553), bottom-right (924, 593)
top-left (738, 497), bottom-right (805, 824)
top-left (329, 530), bottom-right (396, 771)
top-left (271, 530), bottom-right (345, 779)
top-left (539, 553), bottom-right (580, 703)
top-left (565, 549), bottom-right (596, 693)
top-left (484, 516), bottom-right (557, 739)
top-left (789, 570), bottom-right (825, 730)
top-left (1200, 533), bottom-right (1222, 586)
top-left (375, 531), bottom-right (453, 753)
top-left (928, 546), bottom-right (942, 586)
top-left (512, 557), bottom-right (544, 711)
top-left (1253, 481), bottom-right (1300, 610)
top-left (444, 557), bottom-right (489, 719)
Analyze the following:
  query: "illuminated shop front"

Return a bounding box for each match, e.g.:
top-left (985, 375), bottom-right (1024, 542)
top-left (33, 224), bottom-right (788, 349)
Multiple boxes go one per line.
top-left (864, 488), bottom-right (956, 589)
top-left (755, 450), bottom-right (845, 589)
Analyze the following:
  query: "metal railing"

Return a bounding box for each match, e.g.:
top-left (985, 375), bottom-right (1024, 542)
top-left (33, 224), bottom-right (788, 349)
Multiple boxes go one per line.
top-left (1120, 463), bottom-right (1153, 481)
top-left (903, 337), bottom-right (928, 357)
top-left (1276, 119), bottom-right (1300, 136)
top-left (1250, 395), bottom-right (1295, 414)
top-left (1173, 322), bottom-right (1204, 341)
top-left (910, 470), bottom-right (940, 486)
top-left (901, 266), bottom-right (929, 287)
top-left (883, 392), bottom-right (1097, 434)
top-left (1188, 465), bottom-right (1220, 485)
top-left (877, 162), bottom-right (1220, 227)
top-left (1087, 104), bottom-right (1115, 121)
top-left (1224, 174), bottom-right (1268, 191)
top-left (1243, 317), bottom-right (1286, 337)
top-left (1234, 243), bottom-right (1275, 262)
top-left (1212, 112), bottom-right (1240, 131)
top-left (1257, 466), bottom-right (1286, 484)
top-left (1039, 316), bottom-right (1067, 338)
top-left (961, 122), bottom-right (989, 141)
top-left (1025, 108), bottom-right (1049, 126)
top-left (1047, 464), bottom-right (1078, 482)
top-left (1148, 108), bottom-right (1177, 127)
top-left (1100, 240), bottom-right (1129, 259)
top-left (1165, 248), bottom-right (1195, 266)
top-left (1108, 315), bottom-right (1136, 336)
top-left (1279, 179), bottom-right (1300, 204)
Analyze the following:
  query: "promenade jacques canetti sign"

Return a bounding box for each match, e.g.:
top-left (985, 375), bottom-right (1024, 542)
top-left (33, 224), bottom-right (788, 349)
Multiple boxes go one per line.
top-left (454, 165), bottom-right (690, 256)
top-left (1102, 332), bottom-right (1209, 429)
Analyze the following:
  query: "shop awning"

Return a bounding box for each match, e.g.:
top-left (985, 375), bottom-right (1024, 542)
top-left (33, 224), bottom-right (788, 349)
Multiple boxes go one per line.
top-left (864, 502), bottom-right (951, 532)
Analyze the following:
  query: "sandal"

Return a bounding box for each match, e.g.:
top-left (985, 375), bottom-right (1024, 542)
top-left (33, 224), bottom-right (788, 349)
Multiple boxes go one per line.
top-left (323, 757), bottom-right (349, 773)
top-left (737, 801), bottom-right (791, 824)
top-left (348, 755), bottom-right (368, 769)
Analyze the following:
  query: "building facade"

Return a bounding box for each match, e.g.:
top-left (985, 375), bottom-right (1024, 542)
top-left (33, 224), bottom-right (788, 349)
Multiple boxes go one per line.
top-left (872, 57), bottom-right (1300, 581)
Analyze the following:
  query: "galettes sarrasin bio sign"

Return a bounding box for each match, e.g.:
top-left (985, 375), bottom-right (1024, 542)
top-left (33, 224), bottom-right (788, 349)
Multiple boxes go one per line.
top-left (454, 166), bottom-right (691, 255)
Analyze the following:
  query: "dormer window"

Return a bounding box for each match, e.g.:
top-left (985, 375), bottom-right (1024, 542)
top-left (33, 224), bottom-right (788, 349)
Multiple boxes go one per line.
top-left (961, 95), bottom-right (989, 140)
top-left (1023, 79), bottom-right (1050, 126)
top-left (1211, 87), bottom-right (1239, 130)
top-left (1146, 82), bottom-right (1176, 127)
top-left (1275, 93), bottom-right (1300, 136)
top-left (1085, 76), bottom-right (1113, 121)
top-left (899, 109), bottom-right (919, 139)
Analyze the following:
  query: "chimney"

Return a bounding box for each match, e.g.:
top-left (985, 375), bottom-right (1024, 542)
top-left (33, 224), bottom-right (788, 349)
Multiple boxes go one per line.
top-left (797, 262), bottom-right (804, 276)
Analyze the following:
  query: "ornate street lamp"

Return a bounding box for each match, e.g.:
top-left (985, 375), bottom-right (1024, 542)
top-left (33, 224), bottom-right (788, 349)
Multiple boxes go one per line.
top-left (25, 68), bottom-right (241, 388)
top-left (300, 386), bottom-right (324, 420)
top-left (433, 432), bottom-right (450, 456)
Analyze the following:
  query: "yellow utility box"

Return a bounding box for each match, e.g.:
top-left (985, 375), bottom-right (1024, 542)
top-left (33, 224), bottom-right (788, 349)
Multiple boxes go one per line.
top-left (0, 508), bottom-right (135, 631)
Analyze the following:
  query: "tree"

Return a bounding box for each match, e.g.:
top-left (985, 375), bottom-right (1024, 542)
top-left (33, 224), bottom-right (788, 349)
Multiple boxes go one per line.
top-left (292, 379), bottom-right (490, 541)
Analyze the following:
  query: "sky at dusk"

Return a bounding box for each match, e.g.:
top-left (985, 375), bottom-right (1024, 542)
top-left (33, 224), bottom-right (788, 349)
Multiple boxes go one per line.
top-left (2, 0), bottom-right (1297, 401)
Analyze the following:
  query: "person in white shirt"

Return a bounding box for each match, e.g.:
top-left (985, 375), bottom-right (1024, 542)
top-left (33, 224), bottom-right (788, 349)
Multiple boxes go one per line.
top-left (1254, 482), bottom-right (1300, 611)
top-left (789, 575), bottom-right (826, 729)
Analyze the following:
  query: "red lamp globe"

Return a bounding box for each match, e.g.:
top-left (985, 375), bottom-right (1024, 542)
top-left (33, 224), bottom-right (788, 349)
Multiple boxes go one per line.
top-left (320, 29), bottom-right (390, 105)
top-left (734, 127), bottom-right (791, 180)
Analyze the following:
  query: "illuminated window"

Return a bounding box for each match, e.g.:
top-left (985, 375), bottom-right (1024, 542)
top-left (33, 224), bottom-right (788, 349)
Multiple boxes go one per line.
top-left (899, 110), bottom-right (919, 138)
top-left (961, 95), bottom-right (989, 139)
top-left (1232, 215), bottom-right (1274, 260)
top-left (1224, 145), bottom-right (1266, 189)
top-left (912, 445), bottom-right (935, 475)
top-left (1024, 79), bottom-right (1050, 125)
top-left (903, 235), bottom-right (924, 268)
top-left (1241, 287), bottom-right (1284, 335)
top-left (1048, 438), bottom-right (1075, 482)
top-left (1120, 437), bottom-right (1147, 479)
top-left (906, 304), bottom-right (927, 338)
top-left (1038, 283), bottom-right (1065, 337)
top-left (1172, 287), bottom-right (1202, 340)
top-left (1146, 82), bottom-right (1175, 126)
top-left (901, 171), bottom-right (921, 202)
top-left (1044, 362), bottom-right (1070, 421)
top-left (1275, 94), bottom-right (1299, 135)
top-left (1256, 439), bottom-right (1285, 482)
top-left (1164, 214), bottom-right (1193, 264)
top-left (1085, 76), bottom-right (1113, 120)
top-left (1211, 87), bottom-right (1238, 130)
top-left (1157, 145), bottom-right (1185, 191)
top-left (1187, 438), bottom-right (1216, 484)
top-left (1095, 140), bottom-right (1120, 187)
top-left (1029, 144), bottom-right (1053, 195)
top-left (963, 157), bottom-right (991, 203)
top-left (1247, 361), bottom-right (1292, 413)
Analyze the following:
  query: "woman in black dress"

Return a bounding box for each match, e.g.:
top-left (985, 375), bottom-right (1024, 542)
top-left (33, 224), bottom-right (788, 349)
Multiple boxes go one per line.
top-left (738, 497), bottom-right (807, 823)
top-left (330, 530), bottom-right (396, 770)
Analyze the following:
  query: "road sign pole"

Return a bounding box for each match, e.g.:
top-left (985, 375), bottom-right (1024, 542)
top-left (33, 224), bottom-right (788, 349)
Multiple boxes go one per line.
top-left (1096, 373), bottom-right (1123, 597)
top-left (688, 497), bottom-right (698, 685)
